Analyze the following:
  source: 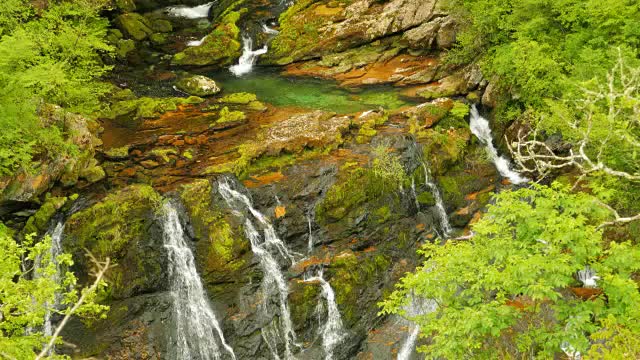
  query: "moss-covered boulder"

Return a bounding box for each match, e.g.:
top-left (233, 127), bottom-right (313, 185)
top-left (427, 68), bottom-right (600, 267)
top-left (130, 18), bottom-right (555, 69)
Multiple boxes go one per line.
top-left (115, 13), bottom-right (154, 41)
top-left (179, 180), bottom-right (250, 284)
top-left (64, 185), bottom-right (165, 300)
top-left (171, 10), bottom-right (243, 66)
top-left (104, 96), bottom-right (204, 128)
top-left (175, 75), bottom-right (221, 96)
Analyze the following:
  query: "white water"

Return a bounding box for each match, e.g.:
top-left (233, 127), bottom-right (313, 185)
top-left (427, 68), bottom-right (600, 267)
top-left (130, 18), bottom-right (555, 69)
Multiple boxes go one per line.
top-left (162, 202), bottom-right (236, 360)
top-left (469, 106), bottom-right (528, 185)
top-left (262, 24), bottom-right (280, 35)
top-left (218, 181), bottom-right (298, 359)
top-left (304, 270), bottom-right (346, 360)
top-left (397, 297), bottom-right (437, 360)
top-left (307, 215), bottom-right (314, 254)
top-left (230, 36), bottom-right (269, 76)
top-left (165, 2), bottom-right (213, 19)
top-left (187, 35), bottom-right (208, 47)
top-left (42, 221), bottom-right (64, 337)
top-left (420, 163), bottom-right (452, 237)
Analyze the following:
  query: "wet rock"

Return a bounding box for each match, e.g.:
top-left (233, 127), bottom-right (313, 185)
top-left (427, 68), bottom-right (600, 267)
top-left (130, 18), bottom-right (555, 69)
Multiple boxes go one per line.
top-left (115, 13), bottom-right (154, 41)
top-left (175, 75), bottom-right (221, 96)
top-left (64, 185), bottom-right (166, 299)
top-left (171, 10), bottom-right (242, 66)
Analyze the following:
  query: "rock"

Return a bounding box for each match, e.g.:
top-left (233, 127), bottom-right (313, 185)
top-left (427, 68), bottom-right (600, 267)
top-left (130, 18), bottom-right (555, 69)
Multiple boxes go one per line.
top-left (140, 160), bottom-right (161, 169)
top-left (150, 19), bottom-right (173, 33)
top-left (103, 145), bottom-right (131, 160)
top-left (175, 75), bottom-right (221, 97)
top-left (115, 13), bottom-right (154, 41)
top-left (482, 80), bottom-right (499, 108)
top-left (171, 11), bottom-right (242, 66)
top-left (115, 0), bottom-right (136, 12)
top-left (64, 185), bottom-right (166, 299)
top-left (412, 65), bottom-right (483, 100)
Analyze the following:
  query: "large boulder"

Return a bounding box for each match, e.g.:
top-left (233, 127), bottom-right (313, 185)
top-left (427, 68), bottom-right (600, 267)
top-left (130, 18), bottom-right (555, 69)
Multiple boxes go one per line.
top-left (175, 75), bottom-right (221, 96)
top-left (115, 13), bottom-right (154, 41)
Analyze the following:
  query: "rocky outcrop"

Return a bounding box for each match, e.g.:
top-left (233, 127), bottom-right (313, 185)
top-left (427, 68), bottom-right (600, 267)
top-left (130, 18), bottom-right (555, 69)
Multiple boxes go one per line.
top-left (0, 105), bottom-right (104, 212)
top-left (175, 75), bottom-right (221, 96)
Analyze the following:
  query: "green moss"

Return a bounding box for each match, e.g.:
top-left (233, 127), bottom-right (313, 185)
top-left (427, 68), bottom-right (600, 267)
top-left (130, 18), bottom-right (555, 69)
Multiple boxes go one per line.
top-left (214, 106), bottom-right (246, 124)
top-left (115, 39), bottom-right (135, 59)
top-left (179, 180), bottom-right (248, 276)
top-left (149, 147), bottom-right (177, 163)
top-left (290, 282), bottom-right (321, 326)
top-left (149, 33), bottom-right (168, 45)
top-left (104, 145), bottom-right (130, 159)
top-left (150, 19), bottom-right (173, 33)
top-left (329, 252), bottom-right (390, 326)
top-left (247, 100), bottom-right (267, 111)
top-left (373, 206), bottom-right (391, 223)
top-left (115, 13), bottom-right (153, 41)
top-left (22, 196), bottom-right (67, 235)
top-left (219, 92), bottom-right (257, 104)
top-left (182, 150), bottom-right (194, 160)
top-left (79, 165), bottom-right (106, 183)
top-left (105, 96), bottom-right (203, 127)
top-left (171, 10), bottom-right (244, 66)
top-left (417, 191), bottom-right (436, 206)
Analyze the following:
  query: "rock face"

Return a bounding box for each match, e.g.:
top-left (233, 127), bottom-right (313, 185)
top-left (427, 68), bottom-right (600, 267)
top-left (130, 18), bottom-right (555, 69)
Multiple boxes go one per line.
top-left (0, 105), bottom-right (103, 211)
top-left (175, 75), bottom-right (221, 96)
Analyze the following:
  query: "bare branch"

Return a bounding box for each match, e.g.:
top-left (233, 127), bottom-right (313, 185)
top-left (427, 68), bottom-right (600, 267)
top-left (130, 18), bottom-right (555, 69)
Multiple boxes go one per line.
top-left (35, 251), bottom-right (113, 360)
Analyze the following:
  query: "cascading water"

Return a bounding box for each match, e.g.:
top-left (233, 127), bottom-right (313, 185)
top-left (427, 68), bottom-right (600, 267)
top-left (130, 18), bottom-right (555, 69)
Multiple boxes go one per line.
top-left (307, 214), bottom-right (314, 254)
top-left (218, 180), bottom-right (298, 359)
top-left (420, 163), bottom-right (452, 238)
top-left (162, 201), bottom-right (236, 360)
top-left (303, 270), bottom-right (346, 360)
top-left (229, 36), bottom-right (269, 76)
top-left (165, 2), bottom-right (214, 19)
top-left (397, 297), bottom-right (437, 360)
top-left (42, 221), bottom-right (64, 337)
top-left (469, 105), bottom-right (528, 185)
top-left (187, 35), bottom-right (208, 47)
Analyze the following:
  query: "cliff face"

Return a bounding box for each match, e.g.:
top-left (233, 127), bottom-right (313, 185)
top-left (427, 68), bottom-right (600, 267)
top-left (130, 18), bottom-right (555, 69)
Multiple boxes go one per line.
top-left (2, 1), bottom-right (503, 359)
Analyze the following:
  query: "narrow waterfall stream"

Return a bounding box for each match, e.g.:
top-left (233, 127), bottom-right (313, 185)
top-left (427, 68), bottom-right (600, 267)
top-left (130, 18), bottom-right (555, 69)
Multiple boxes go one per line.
top-left (162, 202), bottom-right (236, 360)
top-left (218, 180), bottom-right (298, 359)
top-left (165, 2), bottom-right (214, 19)
top-left (469, 106), bottom-right (528, 185)
top-left (420, 163), bottom-right (452, 238)
top-left (307, 214), bottom-right (314, 254)
top-left (36, 220), bottom-right (64, 348)
top-left (230, 36), bottom-right (268, 76)
top-left (397, 297), bottom-right (437, 360)
top-left (303, 270), bottom-right (346, 360)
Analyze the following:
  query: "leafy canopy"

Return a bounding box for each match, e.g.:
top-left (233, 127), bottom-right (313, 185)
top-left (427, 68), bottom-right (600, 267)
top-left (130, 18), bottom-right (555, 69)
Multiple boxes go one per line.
top-left (380, 184), bottom-right (640, 359)
top-left (0, 0), bottom-right (113, 176)
top-left (0, 224), bottom-right (108, 359)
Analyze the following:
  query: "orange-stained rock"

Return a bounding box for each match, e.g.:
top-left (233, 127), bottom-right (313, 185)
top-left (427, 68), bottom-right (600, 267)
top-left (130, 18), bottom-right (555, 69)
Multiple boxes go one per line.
top-left (184, 136), bottom-right (197, 145)
top-left (119, 167), bottom-right (137, 177)
top-left (172, 139), bottom-right (185, 146)
top-left (275, 206), bottom-right (286, 219)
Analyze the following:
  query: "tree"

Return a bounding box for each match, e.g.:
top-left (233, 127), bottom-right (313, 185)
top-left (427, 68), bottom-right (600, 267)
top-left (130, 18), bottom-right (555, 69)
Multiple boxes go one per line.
top-left (380, 184), bottom-right (640, 359)
top-left (0, 0), bottom-right (113, 176)
top-left (0, 224), bottom-right (110, 359)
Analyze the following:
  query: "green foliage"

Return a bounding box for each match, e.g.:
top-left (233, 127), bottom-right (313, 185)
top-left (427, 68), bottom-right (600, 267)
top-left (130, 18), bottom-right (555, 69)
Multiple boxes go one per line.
top-left (0, 0), bottom-right (113, 176)
top-left (380, 184), bottom-right (640, 358)
top-left (0, 223), bottom-right (108, 359)
top-left (445, 0), bottom-right (640, 118)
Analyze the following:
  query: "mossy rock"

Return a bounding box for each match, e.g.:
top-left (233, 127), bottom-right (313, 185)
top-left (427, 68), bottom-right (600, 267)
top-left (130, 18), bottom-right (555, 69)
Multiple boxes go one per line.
top-left (219, 92), bottom-right (257, 104)
top-left (64, 185), bottom-right (165, 300)
top-left (115, 0), bottom-right (136, 12)
top-left (179, 180), bottom-right (250, 283)
top-left (416, 191), bottom-right (436, 206)
top-left (105, 96), bottom-right (204, 128)
top-left (171, 10), bottom-right (243, 66)
top-left (214, 106), bottom-right (246, 124)
top-left (175, 75), bottom-right (221, 97)
top-left (115, 13), bottom-right (153, 41)
top-left (22, 196), bottom-right (68, 236)
top-left (150, 19), bottom-right (173, 33)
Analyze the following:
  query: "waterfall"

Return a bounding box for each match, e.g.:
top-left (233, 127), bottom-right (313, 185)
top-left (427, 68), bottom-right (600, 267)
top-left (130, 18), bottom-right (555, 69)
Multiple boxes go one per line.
top-left (165, 2), bottom-right (214, 19)
top-left (469, 106), bottom-right (528, 185)
top-left (262, 24), bottom-right (280, 35)
top-left (187, 35), bottom-right (208, 47)
top-left (410, 177), bottom-right (420, 211)
top-left (218, 180), bottom-right (298, 359)
top-left (230, 36), bottom-right (268, 77)
top-left (162, 202), bottom-right (236, 360)
top-left (307, 215), bottom-right (314, 254)
top-left (35, 220), bottom-right (65, 355)
top-left (397, 297), bottom-right (437, 360)
top-left (420, 163), bottom-right (452, 238)
top-left (304, 270), bottom-right (346, 360)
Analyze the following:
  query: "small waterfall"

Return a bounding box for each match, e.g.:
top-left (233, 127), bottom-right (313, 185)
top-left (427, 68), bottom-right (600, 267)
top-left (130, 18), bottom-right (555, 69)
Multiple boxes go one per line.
top-left (469, 106), bottom-right (528, 185)
top-left (165, 2), bottom-right (214, 19)
top-left (410, 177), bottom-right (420, 211)
top-left (420, 163), bottom-right (452, 238)
top-left (187, 35), bottom-right (208, 47)
top-left (304, 270), bottom-right (346, 360)
top-left (218, 181), bottom-right (298, 359)
top-left (307, 214), bottom-right (314, 254)
top-left (262, 24), bottom-right (280, 35)
top-left (42, 221), bottom-right (64, 337)
top-left (397, 297), bottom-right (437, 360)
top-left (230, 35), bottom-right (268, 76)
top-left (162, 202), bottom-right (236, 360)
